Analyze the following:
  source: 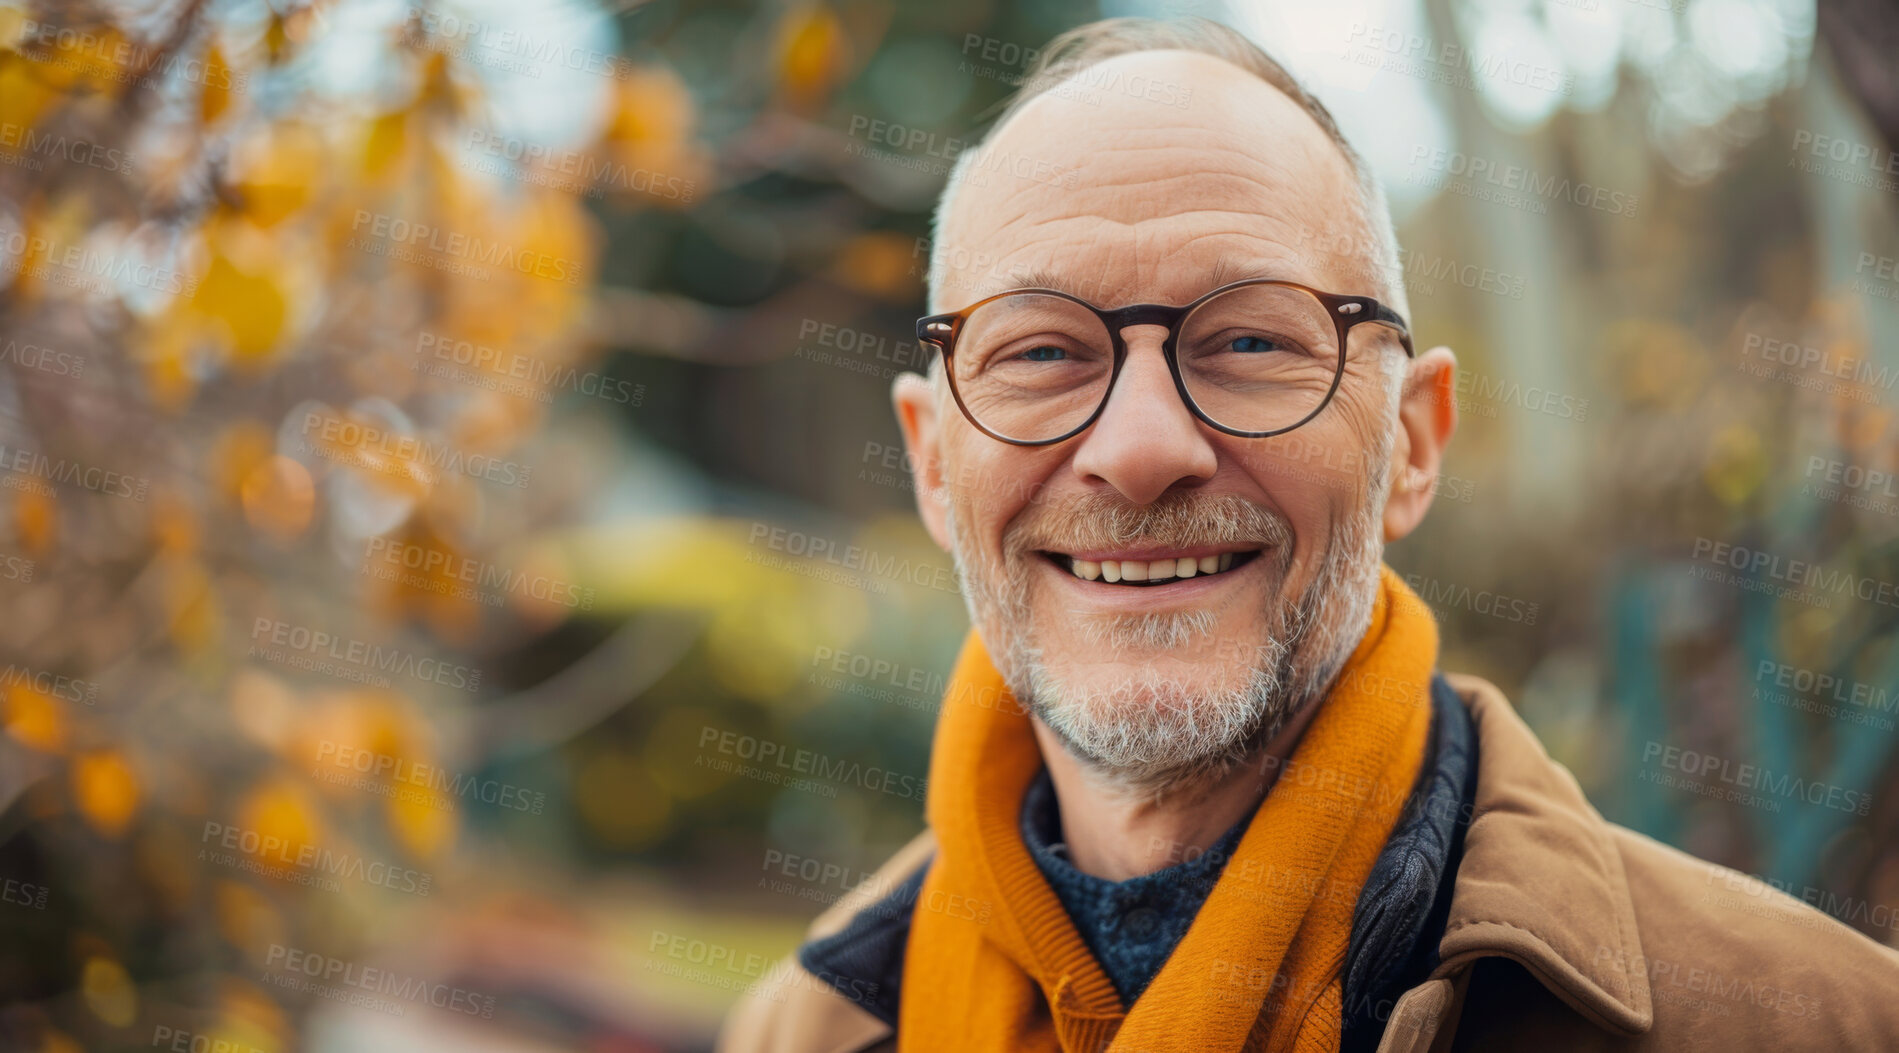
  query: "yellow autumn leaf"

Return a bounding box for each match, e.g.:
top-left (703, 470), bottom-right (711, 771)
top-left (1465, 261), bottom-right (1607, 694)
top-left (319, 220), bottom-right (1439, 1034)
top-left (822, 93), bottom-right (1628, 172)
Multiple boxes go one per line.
top-left (14, 484), bottom-right (56, 556)
top-left (236, 778), bottom-right (323, 859)
top-left (201, 42), bottom-right (233, 124)
top-left (73, 750), bottom-right (141, 837)
top-left (385, 771), bottom-right (457, 861)
top-left (0, 55), bottom-right (59, 137)
top-left (80, 957), bottom-right (137, 1027)
top-left (5, 682), bottom-right (66, 752)
top-left (229, 122), bottom-right (324, 227)
top-left (774, 4), bottom-right (850, 109)
top-left (360, 108), bottom-right (409, 182)
top-left (192, 252), bottom-right (287, 363)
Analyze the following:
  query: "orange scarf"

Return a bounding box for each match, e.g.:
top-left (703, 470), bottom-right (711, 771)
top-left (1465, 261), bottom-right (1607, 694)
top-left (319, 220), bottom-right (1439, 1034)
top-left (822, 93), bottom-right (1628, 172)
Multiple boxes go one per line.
top-left (899, 564), bottom-right (1436, 1053)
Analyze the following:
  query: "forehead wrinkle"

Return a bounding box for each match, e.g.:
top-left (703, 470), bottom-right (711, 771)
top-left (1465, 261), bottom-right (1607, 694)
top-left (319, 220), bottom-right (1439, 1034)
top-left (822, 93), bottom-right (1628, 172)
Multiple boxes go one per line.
top-left (958, 211), bottom-right (1335, 308)
top-left (965, 140), bottom-right (1316, 233)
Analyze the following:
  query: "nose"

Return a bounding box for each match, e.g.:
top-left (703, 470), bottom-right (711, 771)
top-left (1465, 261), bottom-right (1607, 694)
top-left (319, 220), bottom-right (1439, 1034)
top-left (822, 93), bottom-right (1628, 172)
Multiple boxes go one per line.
top-left (1069, 325), bottom-right (1219, 505)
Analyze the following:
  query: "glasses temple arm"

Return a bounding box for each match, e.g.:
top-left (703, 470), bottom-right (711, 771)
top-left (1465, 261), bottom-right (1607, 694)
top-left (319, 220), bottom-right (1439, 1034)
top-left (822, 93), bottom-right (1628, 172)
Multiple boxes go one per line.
top-left (1367, 303), bottom-right (1415, 358)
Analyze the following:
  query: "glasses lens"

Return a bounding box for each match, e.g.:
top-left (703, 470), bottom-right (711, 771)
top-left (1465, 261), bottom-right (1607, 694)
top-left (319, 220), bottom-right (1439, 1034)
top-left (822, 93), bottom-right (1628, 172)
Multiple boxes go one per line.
top-left (1177, 284), bottom-right (1342, 434)
top-left (951, 293), bottom-right (1115, 442)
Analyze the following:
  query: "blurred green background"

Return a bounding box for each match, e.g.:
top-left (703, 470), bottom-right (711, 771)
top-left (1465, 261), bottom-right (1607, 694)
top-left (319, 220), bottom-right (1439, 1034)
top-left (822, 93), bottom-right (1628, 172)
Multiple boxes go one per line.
top-left (1, 0), bottom-right (1897, 1049)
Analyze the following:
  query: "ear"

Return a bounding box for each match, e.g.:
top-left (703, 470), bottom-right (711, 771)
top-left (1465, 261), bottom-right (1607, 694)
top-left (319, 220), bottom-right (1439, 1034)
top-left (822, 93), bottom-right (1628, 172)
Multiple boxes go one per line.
top-left (1383, 346), bottom-right (1458, 542)
top-left (893, 370), bottom-right (952, 551)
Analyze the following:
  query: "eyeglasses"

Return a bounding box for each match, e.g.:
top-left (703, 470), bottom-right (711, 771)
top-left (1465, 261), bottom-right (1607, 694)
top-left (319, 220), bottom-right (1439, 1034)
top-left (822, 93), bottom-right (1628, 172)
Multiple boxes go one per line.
top-left (914, 278), bottom-right (1414, 446)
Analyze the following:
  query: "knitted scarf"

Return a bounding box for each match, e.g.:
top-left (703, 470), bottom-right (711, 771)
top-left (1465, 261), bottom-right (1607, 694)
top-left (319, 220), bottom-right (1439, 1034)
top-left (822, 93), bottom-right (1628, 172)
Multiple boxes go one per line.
top-left (899, 564), bottom-right (1436, 1053)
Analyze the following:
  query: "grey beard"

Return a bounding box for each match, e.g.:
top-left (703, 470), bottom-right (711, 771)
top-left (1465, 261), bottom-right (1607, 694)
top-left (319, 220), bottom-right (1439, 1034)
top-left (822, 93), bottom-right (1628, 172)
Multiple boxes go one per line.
top-left (943, 443), bottom-right (1392, 801)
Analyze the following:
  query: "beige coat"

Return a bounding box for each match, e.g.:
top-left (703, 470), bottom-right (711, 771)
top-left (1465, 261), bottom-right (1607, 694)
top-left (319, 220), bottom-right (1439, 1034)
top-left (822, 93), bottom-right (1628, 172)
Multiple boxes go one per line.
top-left (717, 674), bottom-right (1899, 1051)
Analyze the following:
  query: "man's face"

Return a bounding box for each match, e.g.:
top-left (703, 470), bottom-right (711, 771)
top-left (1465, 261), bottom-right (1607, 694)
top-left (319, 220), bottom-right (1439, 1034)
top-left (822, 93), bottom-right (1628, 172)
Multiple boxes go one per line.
top-left (898, 50), bottom-right (1441, 794)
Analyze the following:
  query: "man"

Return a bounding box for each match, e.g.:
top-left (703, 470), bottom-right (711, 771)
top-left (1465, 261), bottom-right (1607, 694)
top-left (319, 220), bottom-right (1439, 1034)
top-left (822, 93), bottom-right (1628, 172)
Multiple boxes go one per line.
top-left (720, 17), bottom-right (1899, 1052)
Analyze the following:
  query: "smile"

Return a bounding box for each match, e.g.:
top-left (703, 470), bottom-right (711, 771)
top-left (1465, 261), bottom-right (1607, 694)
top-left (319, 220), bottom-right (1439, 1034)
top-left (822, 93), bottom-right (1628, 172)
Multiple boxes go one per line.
top-left (1039, 548), bottom-right (1263, 587)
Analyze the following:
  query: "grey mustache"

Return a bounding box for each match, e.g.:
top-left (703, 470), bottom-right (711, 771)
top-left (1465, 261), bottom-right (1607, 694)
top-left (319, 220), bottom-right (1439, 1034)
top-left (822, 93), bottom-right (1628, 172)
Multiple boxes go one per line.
top-left (1006, 491), bottom-right (1292, 556)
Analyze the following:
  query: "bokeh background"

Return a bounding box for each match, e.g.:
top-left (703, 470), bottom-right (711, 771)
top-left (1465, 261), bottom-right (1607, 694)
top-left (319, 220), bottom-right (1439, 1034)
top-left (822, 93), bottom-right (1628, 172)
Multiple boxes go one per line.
top-left (1, 0), bottom-right (1897, 1049)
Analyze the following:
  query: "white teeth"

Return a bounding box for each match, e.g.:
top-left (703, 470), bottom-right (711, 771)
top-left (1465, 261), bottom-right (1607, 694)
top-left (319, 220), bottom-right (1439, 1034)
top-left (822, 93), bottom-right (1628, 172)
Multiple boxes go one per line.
top-left (1066, 552), bottom-right (1250, 583)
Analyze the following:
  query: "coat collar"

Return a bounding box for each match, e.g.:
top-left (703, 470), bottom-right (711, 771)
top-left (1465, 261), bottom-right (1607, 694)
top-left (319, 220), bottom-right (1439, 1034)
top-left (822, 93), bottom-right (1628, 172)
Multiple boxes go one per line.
top-left (1436, 673), bottom-right (1654, 1036)
top-left (734, 673), bottom-right (1658, 1052)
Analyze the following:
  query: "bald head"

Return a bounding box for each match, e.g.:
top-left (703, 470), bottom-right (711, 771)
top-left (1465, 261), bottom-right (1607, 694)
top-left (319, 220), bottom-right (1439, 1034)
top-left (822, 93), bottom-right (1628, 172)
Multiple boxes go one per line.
top-left (928, 35), bottom-right (1403, 323)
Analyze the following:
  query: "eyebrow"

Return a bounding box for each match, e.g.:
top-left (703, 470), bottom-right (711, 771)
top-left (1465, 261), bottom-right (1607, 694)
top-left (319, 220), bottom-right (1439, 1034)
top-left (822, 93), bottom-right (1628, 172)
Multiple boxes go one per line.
top-left (972, 260), bottom-right (1303, 307)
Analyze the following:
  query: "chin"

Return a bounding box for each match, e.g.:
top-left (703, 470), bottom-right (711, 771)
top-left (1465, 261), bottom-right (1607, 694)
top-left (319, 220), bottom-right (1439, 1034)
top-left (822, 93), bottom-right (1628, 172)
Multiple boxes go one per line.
top-left (1017, 653), bottom-right (1281, 793)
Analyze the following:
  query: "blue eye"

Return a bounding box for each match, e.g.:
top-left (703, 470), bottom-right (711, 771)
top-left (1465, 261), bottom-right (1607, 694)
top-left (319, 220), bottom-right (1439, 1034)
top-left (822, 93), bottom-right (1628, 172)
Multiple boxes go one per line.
top-left (1021, 346), bottom-right (1067, 361)
top-left (1230, 335), bottom-right (1280, 354)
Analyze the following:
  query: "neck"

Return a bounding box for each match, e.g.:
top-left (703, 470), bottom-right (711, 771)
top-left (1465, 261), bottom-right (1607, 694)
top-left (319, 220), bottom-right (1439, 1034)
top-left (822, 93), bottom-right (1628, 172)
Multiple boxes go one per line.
top-left (1028, 692), bottom-right (1327, 881)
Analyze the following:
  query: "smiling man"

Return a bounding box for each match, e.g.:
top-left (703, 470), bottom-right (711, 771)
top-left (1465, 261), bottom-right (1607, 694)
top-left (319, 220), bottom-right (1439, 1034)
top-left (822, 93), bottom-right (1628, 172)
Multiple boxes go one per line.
top-left (719, 17), bottom-right (1899, 1053)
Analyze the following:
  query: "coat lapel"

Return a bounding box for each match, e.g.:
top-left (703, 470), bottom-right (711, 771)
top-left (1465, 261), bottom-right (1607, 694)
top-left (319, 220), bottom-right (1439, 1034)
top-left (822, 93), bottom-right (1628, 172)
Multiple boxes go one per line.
top-left (1434, 673), bottom-right (1654, 1036)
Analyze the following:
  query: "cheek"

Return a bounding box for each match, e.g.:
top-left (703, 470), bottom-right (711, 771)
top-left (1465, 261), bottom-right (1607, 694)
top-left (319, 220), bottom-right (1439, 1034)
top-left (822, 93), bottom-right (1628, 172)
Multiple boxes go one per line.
top-left (943, 435), bottom-right (1058, 541)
